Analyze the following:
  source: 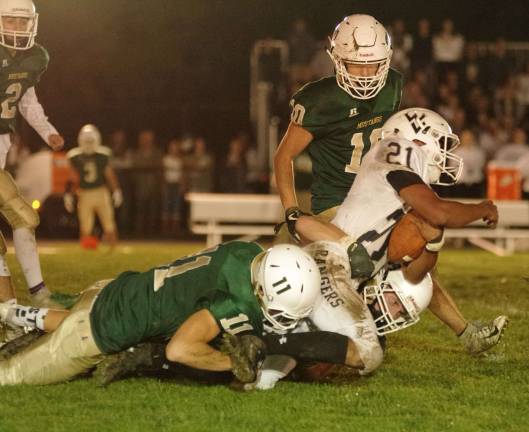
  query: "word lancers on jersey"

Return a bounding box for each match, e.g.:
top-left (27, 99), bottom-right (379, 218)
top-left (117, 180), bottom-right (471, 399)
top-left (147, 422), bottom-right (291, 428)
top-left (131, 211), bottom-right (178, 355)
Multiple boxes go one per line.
top-left (313, 251), bottom-right (345, 308)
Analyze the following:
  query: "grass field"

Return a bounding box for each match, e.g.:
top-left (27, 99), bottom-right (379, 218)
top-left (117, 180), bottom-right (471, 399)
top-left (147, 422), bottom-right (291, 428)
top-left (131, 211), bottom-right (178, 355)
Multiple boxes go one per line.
top-left (0, 242), bottom-right (528, 432)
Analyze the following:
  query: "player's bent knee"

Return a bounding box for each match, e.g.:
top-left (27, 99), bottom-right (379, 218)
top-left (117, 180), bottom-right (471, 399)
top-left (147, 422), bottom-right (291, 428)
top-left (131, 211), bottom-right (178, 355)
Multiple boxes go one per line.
top-left (5, 197), bottom-right (40, 229)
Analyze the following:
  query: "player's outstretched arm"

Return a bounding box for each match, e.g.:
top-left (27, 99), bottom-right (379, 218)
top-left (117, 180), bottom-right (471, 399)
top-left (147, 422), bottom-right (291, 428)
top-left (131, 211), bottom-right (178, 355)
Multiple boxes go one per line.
top-left (295, 215), bottom-right (346, 243)
top-left (18, 87), bottom-right (64, 151)
top-left (399, 184), bottom-right (498, 228)
top-left (274, 122), bottom-right (313, 210)
top-left (165, 309), bottom-right (231, 372)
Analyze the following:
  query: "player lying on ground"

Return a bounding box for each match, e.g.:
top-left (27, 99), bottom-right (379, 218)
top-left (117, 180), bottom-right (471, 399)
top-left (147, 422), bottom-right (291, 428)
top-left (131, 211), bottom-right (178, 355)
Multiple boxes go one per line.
top-left (69, 228), bottom-right (439, 388)
top-left (0, 0), bottom-right (65, 320)
top-left (0, 242), bottom-right (322, 385)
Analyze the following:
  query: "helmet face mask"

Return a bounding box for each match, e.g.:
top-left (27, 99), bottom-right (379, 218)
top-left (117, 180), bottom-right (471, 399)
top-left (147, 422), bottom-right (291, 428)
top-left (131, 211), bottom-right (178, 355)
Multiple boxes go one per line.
top-left (251, 245), bottom-right (321, 332)
top-left (327, 14), bottom-right (392, 100)
top-left (0, 0), bottom-right (38, 50)
top-left (381, 108), bottom-right (463, 185)
top-left (364, 270), bottom-right (433, 336)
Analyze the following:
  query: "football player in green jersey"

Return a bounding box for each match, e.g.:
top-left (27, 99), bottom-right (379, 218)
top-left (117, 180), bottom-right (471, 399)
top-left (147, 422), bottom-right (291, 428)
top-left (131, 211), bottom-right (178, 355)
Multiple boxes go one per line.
top-left (0, 242), bottom-right (321, 385)
top-left (275, 14), bottom-right (401, 233)
top-left (65, 124), bottom-right (122, 250)
top-left (0, 0), bottom-right (65, 322)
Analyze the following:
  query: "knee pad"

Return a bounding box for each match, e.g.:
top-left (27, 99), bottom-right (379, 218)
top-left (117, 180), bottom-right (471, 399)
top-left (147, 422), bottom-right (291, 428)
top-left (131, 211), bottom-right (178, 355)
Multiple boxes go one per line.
top-left (0, 170), bottom-right (39, 229)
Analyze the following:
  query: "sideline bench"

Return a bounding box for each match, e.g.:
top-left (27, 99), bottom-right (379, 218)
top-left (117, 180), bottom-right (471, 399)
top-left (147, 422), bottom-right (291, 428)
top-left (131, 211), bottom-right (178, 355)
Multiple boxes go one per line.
top-left (186, 193), bottom-right (283, 246)
top-left (186, 193), bottom-right (529, 255)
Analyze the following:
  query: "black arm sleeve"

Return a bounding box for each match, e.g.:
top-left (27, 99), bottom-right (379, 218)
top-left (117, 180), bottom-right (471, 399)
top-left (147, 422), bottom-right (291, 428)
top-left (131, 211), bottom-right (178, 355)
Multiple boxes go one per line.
top-left (262, 331), bottom-right (349, 364)
top-left (386, 170), bottom-right (425, 193)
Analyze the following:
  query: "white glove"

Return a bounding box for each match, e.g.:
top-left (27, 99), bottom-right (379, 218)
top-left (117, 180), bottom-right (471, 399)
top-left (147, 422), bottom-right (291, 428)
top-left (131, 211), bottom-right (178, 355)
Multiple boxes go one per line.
top-left (425, 230), bottom-right (445, 253)
top-left (112, 189), bottom-right (123, 208)
top-left (63, 193), bottom-right (75, 213)
top-left (253, 355), bottom-right (297, 390)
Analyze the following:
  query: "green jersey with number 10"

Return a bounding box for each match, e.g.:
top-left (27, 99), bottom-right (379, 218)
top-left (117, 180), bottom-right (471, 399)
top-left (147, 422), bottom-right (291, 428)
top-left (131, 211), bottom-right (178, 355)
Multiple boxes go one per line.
top-left (290, 69), bottom-right (402, 214)
top-left (0, 44), bottom-right (49, 135)
top-left (90, 241), bottom-right (265, 354)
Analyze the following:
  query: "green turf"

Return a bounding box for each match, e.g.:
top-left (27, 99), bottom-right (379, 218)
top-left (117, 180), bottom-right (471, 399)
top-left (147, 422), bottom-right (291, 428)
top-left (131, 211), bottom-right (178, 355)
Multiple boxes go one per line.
top-left (0, 243), bottom-right (528, 432)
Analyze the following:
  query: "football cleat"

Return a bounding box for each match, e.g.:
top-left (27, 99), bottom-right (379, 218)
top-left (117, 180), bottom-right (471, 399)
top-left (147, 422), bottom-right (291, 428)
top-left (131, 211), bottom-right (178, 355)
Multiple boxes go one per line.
top-left (459, 315), bottom-right (508, 355)
top-left (30, 289), bottom-right (65, 309)
top-left (93, 343), bottom-right (163, 387)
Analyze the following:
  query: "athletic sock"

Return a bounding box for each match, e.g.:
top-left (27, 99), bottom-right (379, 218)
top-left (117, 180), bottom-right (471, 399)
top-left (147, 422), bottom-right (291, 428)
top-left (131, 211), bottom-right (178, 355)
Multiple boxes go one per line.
top-left (12, 228), bottom-right (44, 289)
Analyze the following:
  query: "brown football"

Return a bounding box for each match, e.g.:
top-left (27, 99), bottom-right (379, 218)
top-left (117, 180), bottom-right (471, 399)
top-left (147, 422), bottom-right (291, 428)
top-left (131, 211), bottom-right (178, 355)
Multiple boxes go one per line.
top-left (387, 212), bottom-right (427, 263)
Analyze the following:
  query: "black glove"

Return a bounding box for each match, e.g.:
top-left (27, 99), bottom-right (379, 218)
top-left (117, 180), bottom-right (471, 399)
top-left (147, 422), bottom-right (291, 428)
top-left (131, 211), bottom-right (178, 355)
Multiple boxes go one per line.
top-left (284, 206), bottom-right (309, 243)
top-left (220, 333), bottom-right (266, 383)
top-left (346, 241), bottom-right (375, 279)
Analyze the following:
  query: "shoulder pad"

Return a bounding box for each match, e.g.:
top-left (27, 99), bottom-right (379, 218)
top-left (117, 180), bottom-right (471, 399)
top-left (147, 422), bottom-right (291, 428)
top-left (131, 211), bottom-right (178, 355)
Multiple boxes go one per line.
top-left (29, 43), bottom-right (49, 70)
top-left (66, 147), bottom-right (83, 159)
top-left (96, 146), bottom-right (112, 157)
top-left (292, 77), bottom-right (336, 103)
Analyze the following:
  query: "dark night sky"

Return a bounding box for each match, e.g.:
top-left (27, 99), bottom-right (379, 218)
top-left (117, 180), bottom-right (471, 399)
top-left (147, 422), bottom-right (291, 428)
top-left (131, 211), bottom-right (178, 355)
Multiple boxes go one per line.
top-left (30, 0), bottom-right (529, 150)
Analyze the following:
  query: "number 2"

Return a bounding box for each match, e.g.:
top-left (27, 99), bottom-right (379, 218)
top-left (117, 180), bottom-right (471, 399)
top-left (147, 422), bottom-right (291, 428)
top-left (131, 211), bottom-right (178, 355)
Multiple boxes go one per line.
top-left (345, 128), bottom-right (381, 174)
top-left (1, 83), bottom-right (22, 119)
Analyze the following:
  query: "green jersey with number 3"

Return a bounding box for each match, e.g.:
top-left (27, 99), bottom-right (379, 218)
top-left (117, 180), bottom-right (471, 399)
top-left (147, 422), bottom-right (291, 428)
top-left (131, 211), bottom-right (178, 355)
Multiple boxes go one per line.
top-left (0, 44), bottom-right (48, 134)
top-left (90, 241), bottom-right (265, 354)
top-left (290, 69), bottom-right (402, 214)
top-left (67, 146), bottom-right (112, 189)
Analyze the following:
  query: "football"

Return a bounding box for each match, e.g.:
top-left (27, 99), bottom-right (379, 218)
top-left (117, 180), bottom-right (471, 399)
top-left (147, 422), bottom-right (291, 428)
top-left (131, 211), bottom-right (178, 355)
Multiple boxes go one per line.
top-left (387, 212), bottom-right (427, 263)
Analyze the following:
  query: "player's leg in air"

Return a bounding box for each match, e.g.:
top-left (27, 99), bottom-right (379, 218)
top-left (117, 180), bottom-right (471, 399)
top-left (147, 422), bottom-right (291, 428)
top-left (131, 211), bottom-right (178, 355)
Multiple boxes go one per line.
top-left (428, 277), bottom-right (508, 355)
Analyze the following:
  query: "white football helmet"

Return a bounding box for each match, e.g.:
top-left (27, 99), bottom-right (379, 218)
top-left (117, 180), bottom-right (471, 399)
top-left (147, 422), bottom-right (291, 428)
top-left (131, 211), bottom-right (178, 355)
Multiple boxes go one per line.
top-left (327, 14), bottom-right (392, 100)
top-left (78, 124), bottom-right (101, 155)
top-left (252, 244), bottom-right (321, 332)
top-left (364, 270), bottom-right (433, 336)
top-left (381, 107), bottom-right (463, 185)
top-left (0, 0), bottom-right (38, 50)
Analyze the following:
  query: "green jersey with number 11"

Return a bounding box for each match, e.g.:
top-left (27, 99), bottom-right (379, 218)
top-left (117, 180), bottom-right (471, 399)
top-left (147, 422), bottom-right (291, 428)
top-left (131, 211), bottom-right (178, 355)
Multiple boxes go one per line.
top-left (90, 241), bottom-right (264, 354)
top-left (290, 69), bottom-right (402, 214)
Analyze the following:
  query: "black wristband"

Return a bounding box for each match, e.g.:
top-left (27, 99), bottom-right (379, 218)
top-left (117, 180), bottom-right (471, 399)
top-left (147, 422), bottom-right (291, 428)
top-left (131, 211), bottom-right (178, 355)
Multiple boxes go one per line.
top-left (262, 331), bottom-right (349, 365)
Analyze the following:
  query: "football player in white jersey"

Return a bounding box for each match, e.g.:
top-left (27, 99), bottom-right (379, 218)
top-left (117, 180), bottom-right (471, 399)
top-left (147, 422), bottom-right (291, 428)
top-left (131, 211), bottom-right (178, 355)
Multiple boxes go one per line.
top-left (296, 107), bottom-right (507, 353)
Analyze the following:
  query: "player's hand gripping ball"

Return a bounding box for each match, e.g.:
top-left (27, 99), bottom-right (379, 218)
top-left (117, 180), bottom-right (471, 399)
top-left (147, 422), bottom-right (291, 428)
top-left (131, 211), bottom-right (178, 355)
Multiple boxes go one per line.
top-left (388, 212), bottom-right (442, 263)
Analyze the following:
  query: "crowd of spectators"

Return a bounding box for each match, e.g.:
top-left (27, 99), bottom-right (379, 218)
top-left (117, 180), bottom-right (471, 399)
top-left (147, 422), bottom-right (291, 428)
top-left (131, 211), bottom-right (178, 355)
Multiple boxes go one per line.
top-left (285, 17), bottom-right (529, 199)
top-left (105, 129), bottom-right (265, 237)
